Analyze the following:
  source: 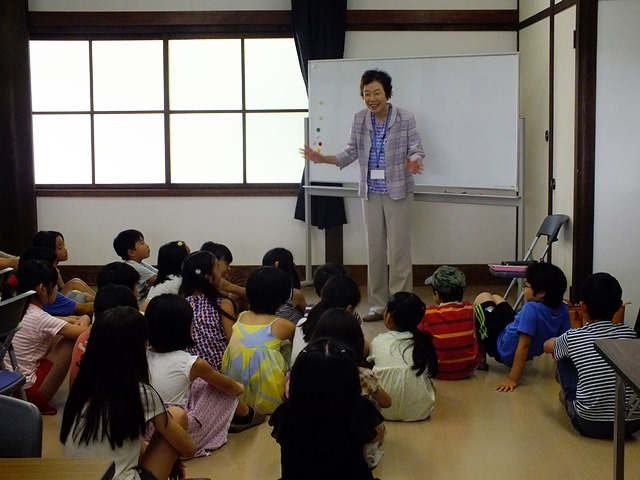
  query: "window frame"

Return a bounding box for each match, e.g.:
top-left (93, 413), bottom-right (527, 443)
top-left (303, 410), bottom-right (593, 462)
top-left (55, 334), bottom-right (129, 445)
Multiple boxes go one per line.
top-left (29, 12), bottom-right (305, 197)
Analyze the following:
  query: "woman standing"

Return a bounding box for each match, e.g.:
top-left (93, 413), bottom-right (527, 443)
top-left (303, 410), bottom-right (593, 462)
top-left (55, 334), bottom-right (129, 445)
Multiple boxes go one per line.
top-left (302, 69), bottom-right (424, 321)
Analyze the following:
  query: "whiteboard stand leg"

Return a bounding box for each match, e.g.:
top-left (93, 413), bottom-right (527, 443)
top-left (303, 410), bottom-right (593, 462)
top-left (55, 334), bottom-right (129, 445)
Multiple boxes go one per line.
top-left (302, 117), bottom-right (313, 286)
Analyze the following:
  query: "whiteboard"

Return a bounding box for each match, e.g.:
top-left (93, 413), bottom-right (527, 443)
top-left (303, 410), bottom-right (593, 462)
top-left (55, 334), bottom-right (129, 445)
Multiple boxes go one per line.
top-left (308, 53), bottom-right (519, 191)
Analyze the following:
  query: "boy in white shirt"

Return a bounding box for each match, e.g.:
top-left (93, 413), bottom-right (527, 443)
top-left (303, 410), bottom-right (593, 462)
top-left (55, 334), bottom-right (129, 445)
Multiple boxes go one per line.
top-left (113, 229), bottom-right (157, 306)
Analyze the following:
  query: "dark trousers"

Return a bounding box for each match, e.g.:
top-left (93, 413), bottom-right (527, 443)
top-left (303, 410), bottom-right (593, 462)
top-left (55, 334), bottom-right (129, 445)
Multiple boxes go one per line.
top-left (557, 358), bottom-right (640, 438)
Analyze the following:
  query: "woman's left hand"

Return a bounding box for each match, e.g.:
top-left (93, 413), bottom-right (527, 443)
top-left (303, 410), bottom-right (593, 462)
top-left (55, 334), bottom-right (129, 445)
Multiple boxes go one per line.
top-left (405, 158), bottom-right (423, 174)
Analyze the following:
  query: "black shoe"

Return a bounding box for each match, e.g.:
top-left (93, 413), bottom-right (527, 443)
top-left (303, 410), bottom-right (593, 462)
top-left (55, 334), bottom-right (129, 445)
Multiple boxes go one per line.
top-left (229, 406), bottom-right (266, 433)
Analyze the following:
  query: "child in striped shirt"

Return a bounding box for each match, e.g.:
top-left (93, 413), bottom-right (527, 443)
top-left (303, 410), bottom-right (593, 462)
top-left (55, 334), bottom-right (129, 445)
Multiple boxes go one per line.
top-left (419, 266), bottom-right (479, 380)
top-left (544, 272), bottom-right (640, 438)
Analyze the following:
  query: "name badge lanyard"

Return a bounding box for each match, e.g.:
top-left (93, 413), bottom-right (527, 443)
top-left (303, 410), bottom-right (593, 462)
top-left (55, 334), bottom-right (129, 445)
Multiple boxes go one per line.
top-left (371, 105), bottom-right (392, 169)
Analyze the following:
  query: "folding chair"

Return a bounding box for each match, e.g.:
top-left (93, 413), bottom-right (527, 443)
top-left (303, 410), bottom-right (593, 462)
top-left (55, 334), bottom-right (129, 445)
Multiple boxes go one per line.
top-left (0, 291), bottom-right (36, 397)
top-left (0, 395), bottom-right (42, 457)
top-left (0, 267), bottom-right (13, 292)
top-left (489, 214), bottom-right (570, 309)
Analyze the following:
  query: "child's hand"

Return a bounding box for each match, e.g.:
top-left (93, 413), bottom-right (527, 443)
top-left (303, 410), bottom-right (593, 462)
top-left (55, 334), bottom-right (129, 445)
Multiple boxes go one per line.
top-left (235, 381), bottom-right (245, 395)
top-left (495, 378), bottom-right (518, 392)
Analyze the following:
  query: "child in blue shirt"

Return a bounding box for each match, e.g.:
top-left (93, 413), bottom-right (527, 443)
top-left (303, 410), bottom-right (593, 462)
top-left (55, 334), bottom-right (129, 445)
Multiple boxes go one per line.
top-left (474, 262), bottom-right (570, 392)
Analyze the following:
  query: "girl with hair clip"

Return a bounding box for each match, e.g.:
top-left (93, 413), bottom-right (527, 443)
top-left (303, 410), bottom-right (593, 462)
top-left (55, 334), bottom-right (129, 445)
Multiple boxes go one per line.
top-left (145, 294), bottom-right (265, 458)
top-left (261, 247), bottom-right (307, 324)
top-left (179, 250), bottom-right (237, 372)
top-left (33, 230), bottom-right (95, 302)
top-left (269, 338), bottom-right (385, 480)
top-left (312, 308), bottom-right (391, 469)
top-left (147, 241), bottom-right (190, 300)
top-left (222, 266), bottom-right (296, 415)
top-left (61, 306), bottom-right (196, 480)
top-left (368, 292), bottom-right (439, 421)
top-left (12, 259), bottom-right (91, 415)
top-left (291, 274), bottom-right (362, 364)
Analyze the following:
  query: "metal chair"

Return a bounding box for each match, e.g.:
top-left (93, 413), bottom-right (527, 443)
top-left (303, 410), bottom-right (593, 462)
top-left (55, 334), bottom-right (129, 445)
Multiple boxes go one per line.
top-left (490, 214), bottom-right (570, 309)
top-left (0, 395), bottom-right (42, 457)
top-left (0, 267), bottom-right (13, 292)
top-left (0, 291), bottom-right (36, 397)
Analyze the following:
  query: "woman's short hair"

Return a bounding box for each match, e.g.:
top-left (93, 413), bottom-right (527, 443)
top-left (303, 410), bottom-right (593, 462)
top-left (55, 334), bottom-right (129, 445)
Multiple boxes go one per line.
top-left (360, 69), bottom-right (393, 99)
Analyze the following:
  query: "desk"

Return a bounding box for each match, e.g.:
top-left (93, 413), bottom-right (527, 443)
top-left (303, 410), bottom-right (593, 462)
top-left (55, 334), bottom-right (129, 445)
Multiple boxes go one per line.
top-left (0, 457), bottom-right (115, 480)
top-left (594, 338), bottom-right (640, 480)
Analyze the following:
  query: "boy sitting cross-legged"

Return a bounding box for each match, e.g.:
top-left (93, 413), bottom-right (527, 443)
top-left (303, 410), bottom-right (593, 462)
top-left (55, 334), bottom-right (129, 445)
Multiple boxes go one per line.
top-left (419, 266), bottom-right (479, 380)
top-left (544, 272), bottom-right (640, 438)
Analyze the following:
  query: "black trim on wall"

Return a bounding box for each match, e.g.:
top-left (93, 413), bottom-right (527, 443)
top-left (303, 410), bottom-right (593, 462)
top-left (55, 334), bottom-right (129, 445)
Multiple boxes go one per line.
top-left (519, 0), bottom-right (577, 30)
top-left (572, 0), bottom-right (597, 302)
top-left (28, 10), bottom-right (519, 36)
top-left (548, 0), bottom-right (556, 218)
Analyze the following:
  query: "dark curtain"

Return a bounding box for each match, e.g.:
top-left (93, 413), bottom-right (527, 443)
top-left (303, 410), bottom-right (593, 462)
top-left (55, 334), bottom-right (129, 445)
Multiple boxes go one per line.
top-left (0, 0), bottom-right (37, 253)
top-left (291, 0), bottom-right (347, 229)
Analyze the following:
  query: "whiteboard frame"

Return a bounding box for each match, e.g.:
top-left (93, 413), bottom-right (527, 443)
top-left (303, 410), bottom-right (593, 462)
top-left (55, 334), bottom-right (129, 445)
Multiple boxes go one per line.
top-left (307, 52), bottom-right (520, 191)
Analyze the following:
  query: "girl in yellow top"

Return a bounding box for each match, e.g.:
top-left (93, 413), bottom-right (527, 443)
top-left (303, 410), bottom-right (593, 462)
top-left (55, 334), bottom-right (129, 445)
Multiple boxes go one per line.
top-left (222, 267), bottom-right (295, 414)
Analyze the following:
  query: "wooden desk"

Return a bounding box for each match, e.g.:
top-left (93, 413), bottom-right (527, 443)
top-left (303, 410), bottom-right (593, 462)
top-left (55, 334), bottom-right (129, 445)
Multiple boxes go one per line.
top-left (594, 338), bottom-right (640, 480)
top-left (0, 457), bottom-right (115, 480)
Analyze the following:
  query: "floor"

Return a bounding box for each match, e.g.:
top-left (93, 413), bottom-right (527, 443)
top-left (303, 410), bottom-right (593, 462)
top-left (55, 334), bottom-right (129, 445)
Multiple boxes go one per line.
top-left (41, 285), bottom-right (640, 480)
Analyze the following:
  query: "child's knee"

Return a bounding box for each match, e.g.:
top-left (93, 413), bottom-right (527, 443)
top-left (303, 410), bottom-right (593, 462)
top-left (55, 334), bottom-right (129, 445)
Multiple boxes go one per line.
top-left (474, 292), bottom-right (494, 305)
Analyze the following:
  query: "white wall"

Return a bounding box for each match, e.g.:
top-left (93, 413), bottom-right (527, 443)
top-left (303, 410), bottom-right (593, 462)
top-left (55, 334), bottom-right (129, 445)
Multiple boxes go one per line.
top-left (594, 0), bottom-right (640, 324)
top-left (519, 17), bottom-right (551, 260)
top-left (551, 7), bottom-right (576, 286)
top-left (32, 1), bottom-right (519, 271)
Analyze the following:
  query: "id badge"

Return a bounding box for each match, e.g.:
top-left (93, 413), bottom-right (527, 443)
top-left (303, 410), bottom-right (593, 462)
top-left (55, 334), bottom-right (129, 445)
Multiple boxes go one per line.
top-left (370, 169), bottom-right (385, 180)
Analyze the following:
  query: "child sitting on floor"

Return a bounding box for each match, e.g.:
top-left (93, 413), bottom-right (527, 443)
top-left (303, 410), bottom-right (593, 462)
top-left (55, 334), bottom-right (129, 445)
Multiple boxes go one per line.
top-left (291, 274), bottom-right (362, 364)
top-left (269, 337), bottom-right (385, 480)
top-left (69, 284), bottom-right (139, 387)
top-left (419, 265), bottom-right (479, 380)
top-left (147, 240), bottom-right (190, 300)
top-left (312, 308), bottom-right (390, 468)
top-left (368, 292), bottom-right (439, 421)
top-left (12, 259), bottom-right (90, 414)
top-left (113, 229), bottom-right (158, 306)
top-left (17, 246), bottom-right (94, 319)
top-left (33, 230), bottom-right (95, 303)
top-left (222, 266), bottom-right (295, 414)
top-left (61, 306), bottom-right (195, 480)
top-left (181, 251), bottom-right (237, 372)
top-left (474, 262), bottom-right (571, 392)
top-left (262, 247), bottom-right (307, 323)
top-left (146, 294), bottom-right (264, 458)
top-left (201, 241), bottom-right (247, 310)
top-left (544, 272), bottom-right (640, 438)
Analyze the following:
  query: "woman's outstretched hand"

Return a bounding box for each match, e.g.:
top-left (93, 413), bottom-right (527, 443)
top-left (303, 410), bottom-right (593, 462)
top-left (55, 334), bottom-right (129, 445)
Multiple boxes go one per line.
top-left (405, 157), bottom-right (423, 174)
top-left (300, 145), bottom-right (324, 164)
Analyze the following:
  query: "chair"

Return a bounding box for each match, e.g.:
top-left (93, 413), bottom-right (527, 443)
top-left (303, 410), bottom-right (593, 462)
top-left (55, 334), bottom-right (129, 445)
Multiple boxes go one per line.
top-left (489, 214), bottom-right (570, 309)
top-left (0, 395), bottom-right (42, 457)
top-left (0, 267), bottom-right (13, 293)
top-left (0, 291), bottom-right (36, 397)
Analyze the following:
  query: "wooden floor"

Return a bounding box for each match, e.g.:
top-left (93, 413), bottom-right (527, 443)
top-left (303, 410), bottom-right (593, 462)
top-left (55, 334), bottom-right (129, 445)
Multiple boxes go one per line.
top-left (41, 285), bottom-right (640, 480)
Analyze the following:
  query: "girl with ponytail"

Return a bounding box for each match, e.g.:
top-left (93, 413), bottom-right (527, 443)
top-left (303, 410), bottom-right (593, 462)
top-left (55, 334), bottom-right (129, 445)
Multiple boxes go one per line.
top-left (367, 292), bottom-right (439, 421)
